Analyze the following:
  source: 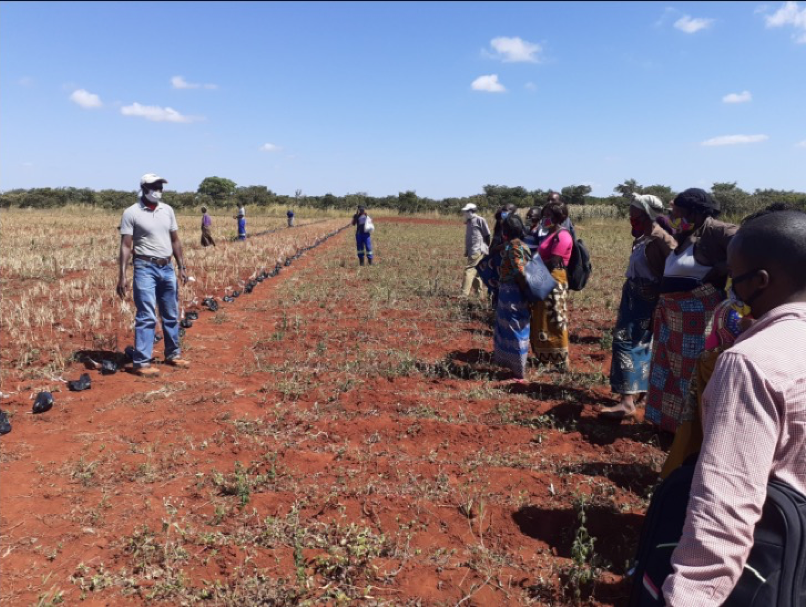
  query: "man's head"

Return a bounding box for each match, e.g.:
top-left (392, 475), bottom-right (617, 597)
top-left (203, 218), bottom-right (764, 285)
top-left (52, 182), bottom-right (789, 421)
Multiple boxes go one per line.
top-left (357, 206), bottom-right (366, 215)
top-left (140, 173), bottom-right (167, 205)
top-left (461, 203), bottom-right (477, 221)
top-left (728, 210), bottom-right (806, 318)
top-left (546, 192), bottom-right (562, 205)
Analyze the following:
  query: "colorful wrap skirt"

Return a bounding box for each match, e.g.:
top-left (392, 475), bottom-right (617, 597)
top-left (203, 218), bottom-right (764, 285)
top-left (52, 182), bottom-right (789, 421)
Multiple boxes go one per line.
top-left (530, 268), bottom-right (570, 367)
top-left (609, 279), bottom-right (659, 394)
top-left (493, 282), bottom-right (531, 379)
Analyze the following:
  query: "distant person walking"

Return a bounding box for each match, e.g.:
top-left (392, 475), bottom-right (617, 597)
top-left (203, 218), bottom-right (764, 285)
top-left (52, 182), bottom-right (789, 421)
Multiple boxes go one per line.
top-left (287, 209), bottom-right (295, 227)
top-left (461, 203), bottom-right (491, 298)
top-left (352, 206), bottom-right (374, 265)
top-left (116, 173), bottom-right (190, 377)
top-left (200, 206), bottom-right (216, 247)
top-left (234, 205), bottom-right (246, 240)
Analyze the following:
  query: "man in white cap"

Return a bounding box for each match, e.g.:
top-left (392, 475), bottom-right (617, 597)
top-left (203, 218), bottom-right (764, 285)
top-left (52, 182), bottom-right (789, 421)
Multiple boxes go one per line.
top-left (461, 203), bottom-right (491, 298)
top-left (116, 173), bottom-right (190, 377)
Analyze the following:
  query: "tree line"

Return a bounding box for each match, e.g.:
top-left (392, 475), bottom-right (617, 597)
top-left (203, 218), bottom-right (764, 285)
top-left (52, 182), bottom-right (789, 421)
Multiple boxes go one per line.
top-left (2, 176), bottom-right (804, 218)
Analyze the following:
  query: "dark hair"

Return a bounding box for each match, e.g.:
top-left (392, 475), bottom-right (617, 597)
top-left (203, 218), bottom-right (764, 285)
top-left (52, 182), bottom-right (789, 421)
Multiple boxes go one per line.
top-left (736, 210), bottom-right (806, 290)
top-left (542, 202), bottom-right (568, 225)
top-left (674, 188), bottom-right (720, 218)
top-left (502, 213), bottom-right (526, 241)
top-left (526, 206), bottom-right (541, 221)
top-left (741, 202), bottom-right (795, 225)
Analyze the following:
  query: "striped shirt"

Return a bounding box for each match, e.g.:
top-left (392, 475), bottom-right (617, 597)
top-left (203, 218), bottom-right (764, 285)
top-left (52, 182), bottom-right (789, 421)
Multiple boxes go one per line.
top-left (663, 302), bottom-right (806, 606)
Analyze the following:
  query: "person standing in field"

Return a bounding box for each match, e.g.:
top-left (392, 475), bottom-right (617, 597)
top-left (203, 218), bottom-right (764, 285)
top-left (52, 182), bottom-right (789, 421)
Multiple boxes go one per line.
top-left (599, 194), bottom-right (676, 420)
top-left (234, 204), bottom-right (246, 240)
top-left (644, 188), bottom-right (737, 433)
top-left (662, 210), bottom-right (806, 606)
top-left (352, 206), bottom-right (374, 265)
top-left (493, 213), bottom-right (532, 380)
top-left (200, 206), bottom-right (216, 247)
top-left (116, 173), bottom-right (190, 377)
top-left (461, 203), bottom-right (491, 299)
top-left (530, 201), bottom-right (573, 370)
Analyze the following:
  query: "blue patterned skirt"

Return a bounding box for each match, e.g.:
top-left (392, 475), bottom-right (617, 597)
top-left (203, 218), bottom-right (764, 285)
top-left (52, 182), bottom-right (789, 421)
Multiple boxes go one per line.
top-left (493, 282), bottom-right (531, 378)
top-left (609, 279), bottom-right (659, 394)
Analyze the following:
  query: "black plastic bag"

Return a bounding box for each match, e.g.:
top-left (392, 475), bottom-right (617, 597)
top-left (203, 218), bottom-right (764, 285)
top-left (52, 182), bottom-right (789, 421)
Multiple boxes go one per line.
top-left (124, 345), bottom-right (136, 361)
top-left (68, 373), bottom-right (92, 391)
top-left (0, 411), bottom-right (10, 435)
top-left (203, 298), bottom-right (219, 312)
top-left (223, 295), bottom-right (234, 303)
top-left (101, 360), bottom-right (118, 375)
top-left (180, 318), bottom-right (193, 329)
top-left (32, 391), bottom-right (53, 414)
top-left (154, 334), bottom-right (163, 343)
top-left (232, 290), bottom-right (241, 298)
top-left (186, 311), bottom-right (199, 320)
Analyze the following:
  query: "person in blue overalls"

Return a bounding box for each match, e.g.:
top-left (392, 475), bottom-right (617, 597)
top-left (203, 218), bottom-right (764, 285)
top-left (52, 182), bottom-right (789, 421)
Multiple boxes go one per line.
top-left (351, 206), bottom-right (373, 265)
top-left (233, 205), bottom-right (246, 240)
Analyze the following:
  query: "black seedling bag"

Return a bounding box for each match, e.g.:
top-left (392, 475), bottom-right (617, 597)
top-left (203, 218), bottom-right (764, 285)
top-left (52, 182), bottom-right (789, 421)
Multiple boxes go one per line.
top-left (68, 373), bottom-right (92, 391)
top-left (180, 318), bottom-right (193, 329)
top-left (101, 360), bottom-right (118, 375)
top-left (0, 411), bottom-right (12, 435)
top-left (32, 391), bottom-right (53, 414)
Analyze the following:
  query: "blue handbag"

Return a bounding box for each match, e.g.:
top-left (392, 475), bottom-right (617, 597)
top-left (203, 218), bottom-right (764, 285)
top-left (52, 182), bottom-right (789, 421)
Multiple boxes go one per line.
top-left (524, 254), bottom-right (557, 302)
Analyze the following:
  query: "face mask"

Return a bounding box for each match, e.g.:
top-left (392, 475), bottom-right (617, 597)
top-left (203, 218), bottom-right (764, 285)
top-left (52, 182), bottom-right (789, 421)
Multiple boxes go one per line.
top-left (669, 216), bottom-right (692, 233)
top-left (144, 190), bottom-right (162, 204)
top-left (464, 211), bottom-right (473, 221)
top-left (543, 218), bottom-right (553, 229)
top-left (630, 216), bottom-right (645, 237)
top-left (500, 211), bottom-right (509, 220)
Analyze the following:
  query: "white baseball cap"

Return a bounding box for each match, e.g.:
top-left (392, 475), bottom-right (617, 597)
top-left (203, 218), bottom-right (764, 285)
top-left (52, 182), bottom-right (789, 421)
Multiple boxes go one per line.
top-left (461, 203), bottom-right (477, 212)
top-left (140, 173), bottom-right (168, 187)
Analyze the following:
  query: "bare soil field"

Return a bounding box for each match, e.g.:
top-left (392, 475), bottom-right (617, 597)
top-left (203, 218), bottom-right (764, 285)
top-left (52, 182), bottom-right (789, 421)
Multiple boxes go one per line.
top-left (0, 214), bottom-right (667, 606)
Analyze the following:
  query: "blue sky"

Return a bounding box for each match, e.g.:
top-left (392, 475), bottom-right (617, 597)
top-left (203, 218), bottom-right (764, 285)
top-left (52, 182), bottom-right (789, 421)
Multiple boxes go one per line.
top-left (2, 1), bottom-right (805, 198)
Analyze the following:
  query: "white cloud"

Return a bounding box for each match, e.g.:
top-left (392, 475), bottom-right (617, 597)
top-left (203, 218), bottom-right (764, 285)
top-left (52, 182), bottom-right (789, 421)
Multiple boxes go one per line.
top-left (764, 1), bottom-right (806, 43)
top-left (471, 74), bottom-right (506, 93)
top-left (172, 75), bottom-right (219, 90)
top-left (486, 36), bottom-right (542, 62)
top-left (70, 89), bottom-right (103, 109)
top-left (18, 76), bottom-right (34, 87)
top-left (796, 140), bottom-right (806, 147)
top-left (723, 90), bottom-right (752, 103)
top-left (701, 134), bottom-right (769, 146)
top-left (525, 81), bottom-right (537, 91)
top-left (259, 143), bottom-right (281, 152)
top-left (674, 15), bottom-right (715, 33)
top-left (120, 102), bottom-right (201, 123)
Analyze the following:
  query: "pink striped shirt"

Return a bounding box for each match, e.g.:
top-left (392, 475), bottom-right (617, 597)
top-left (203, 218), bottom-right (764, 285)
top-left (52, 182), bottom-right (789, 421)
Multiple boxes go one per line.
top-left (663, 302), bottom-right (806, 606)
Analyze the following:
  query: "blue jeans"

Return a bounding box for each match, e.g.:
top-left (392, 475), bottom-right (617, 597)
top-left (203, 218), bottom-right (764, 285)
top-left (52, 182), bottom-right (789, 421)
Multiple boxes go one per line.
top-left (356, 232), bottom-right (373, 260)
top-left (133, 260), bottom-right (181, 367)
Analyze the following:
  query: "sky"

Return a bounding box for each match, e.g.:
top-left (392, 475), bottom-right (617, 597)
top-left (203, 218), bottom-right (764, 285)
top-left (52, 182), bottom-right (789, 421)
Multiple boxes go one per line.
top-left (1, 1), bottom-right (805, 199)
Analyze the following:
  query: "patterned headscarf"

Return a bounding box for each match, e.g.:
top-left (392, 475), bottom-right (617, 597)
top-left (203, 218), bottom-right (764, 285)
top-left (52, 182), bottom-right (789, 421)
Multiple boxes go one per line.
top-left (630, 193), bottom-right (666, 221)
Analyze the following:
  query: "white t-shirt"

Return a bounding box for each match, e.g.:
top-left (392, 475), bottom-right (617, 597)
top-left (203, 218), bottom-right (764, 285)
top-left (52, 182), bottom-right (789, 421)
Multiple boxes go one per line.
top-left (119, 200), bottom-right (178, 258)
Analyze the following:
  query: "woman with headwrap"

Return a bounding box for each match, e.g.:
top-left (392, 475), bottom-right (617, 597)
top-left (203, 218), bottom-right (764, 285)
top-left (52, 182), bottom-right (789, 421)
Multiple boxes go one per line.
top-left (493, 213), bottom-right (532, 380)
top-left (599, 194), bottom-right (676, 420)
top-left (529, 201), bottom-right (574, 370)
top-left (643, 188), bottom-right (738, 433)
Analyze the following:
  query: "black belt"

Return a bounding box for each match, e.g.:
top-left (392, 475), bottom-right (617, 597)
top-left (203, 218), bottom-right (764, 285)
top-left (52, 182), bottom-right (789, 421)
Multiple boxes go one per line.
top-left (134, 254), bottom-right (172, 267)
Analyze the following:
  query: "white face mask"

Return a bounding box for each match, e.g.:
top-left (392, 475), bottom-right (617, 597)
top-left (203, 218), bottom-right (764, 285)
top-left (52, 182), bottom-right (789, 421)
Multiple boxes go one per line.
top-left (144, 190), bottom-right (163, 204)
top-left (464, 211), bottom-right (474, 221)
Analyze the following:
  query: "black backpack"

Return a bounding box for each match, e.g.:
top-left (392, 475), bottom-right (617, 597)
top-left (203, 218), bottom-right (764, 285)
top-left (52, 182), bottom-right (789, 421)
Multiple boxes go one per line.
top-left (553, 225), bottom-right (592, 291)
top-left (630, 460), bottom-right (806, 606)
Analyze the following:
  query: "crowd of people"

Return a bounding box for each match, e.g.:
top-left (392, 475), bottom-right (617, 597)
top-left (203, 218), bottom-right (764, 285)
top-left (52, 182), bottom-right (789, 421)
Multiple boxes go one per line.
top-left (117, 173), bottom-right (805, 605)
top-left (462, 189), bottom-right (806, 606)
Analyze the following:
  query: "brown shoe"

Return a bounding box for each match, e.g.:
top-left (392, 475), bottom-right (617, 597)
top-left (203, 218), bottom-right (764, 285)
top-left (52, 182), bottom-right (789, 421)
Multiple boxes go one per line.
top-left (135, 366), bottom-right (160, 377)
top-left (165, 358), bottom-right (190, 369)
top-left (599, 401), bottom-right (636, 420)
